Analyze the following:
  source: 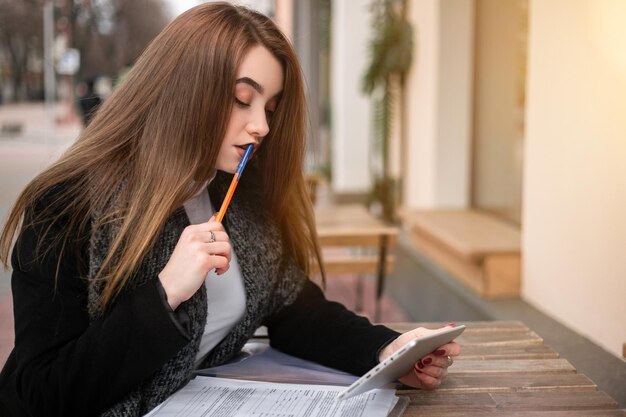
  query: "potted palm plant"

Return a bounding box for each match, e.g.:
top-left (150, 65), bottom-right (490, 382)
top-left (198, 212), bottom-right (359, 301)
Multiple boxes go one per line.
top-left (362, 0), bottom-right (413, 222)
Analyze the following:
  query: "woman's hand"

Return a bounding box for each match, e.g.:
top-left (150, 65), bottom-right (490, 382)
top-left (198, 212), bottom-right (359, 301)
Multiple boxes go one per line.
top-left (158, 216), bottom-right (231, 310)
top-left (378, 324), bottom-right (461, 389)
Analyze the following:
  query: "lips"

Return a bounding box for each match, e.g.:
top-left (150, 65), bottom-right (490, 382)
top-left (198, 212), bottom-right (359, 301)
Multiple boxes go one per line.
top-left (235, 143), bottom-right (257, 155)
top-left (236, 143), bottom-right (256, 150)
top-left (234, 143), bottom-right (256, 159)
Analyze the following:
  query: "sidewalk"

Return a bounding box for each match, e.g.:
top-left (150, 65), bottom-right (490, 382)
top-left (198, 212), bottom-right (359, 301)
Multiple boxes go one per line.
top-left (0, 101), bottom-right (81, 145)
top-left (0, 101), bottom-right (82, 364)
top-left (0, 102), bottom-right (81, 219)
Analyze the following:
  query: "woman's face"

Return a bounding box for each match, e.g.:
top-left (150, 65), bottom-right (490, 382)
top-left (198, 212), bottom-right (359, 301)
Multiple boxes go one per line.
top-left (215, 45), bottom-right (284, 173)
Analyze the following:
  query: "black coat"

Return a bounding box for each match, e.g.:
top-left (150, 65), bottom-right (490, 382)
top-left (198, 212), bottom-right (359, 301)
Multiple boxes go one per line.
top-left (0, 180), bottom-right (400, 416)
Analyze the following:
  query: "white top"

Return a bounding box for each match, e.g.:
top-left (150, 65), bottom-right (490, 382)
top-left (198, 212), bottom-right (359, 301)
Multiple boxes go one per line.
top-left (183, 183), bottom-right (247, 369)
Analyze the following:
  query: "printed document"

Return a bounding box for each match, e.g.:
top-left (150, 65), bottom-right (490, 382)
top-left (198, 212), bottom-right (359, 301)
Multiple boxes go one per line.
top-left (145, 376), bottom-right (398, 417)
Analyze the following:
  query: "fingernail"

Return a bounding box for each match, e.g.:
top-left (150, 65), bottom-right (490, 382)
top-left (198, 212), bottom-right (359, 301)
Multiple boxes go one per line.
top-left (446, 322), bottom-right (457, 327)
top-left (417, 361), bottom-right (425, 369)
top-left (435, 349), bottom-right (446, 356)
top-left (423, 358), bottom-right (432, 365)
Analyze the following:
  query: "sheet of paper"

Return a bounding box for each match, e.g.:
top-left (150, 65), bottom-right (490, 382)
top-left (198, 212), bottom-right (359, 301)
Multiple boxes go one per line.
top-left (196, 342), bottom-right (359, 386)
top-left (145, 376), bottom-right (398, 417)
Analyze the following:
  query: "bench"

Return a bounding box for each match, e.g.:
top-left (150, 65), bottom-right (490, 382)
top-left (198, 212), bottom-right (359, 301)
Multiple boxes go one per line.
top-left (313, 204), bottom-right (398, 320)
top-left (401, 209), bottom-right (521, 298)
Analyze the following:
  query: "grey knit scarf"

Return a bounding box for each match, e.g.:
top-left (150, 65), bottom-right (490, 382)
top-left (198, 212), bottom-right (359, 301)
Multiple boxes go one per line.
top-left (87, 171), bottom-right (306, 416)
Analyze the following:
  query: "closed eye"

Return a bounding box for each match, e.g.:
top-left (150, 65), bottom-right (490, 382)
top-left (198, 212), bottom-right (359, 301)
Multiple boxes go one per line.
top-left (235, 98), bottom-right (250, 107)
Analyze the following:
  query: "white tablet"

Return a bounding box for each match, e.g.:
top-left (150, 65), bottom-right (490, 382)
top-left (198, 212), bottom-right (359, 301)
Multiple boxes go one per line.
top-left (337, 325), bottom-right (465, 400)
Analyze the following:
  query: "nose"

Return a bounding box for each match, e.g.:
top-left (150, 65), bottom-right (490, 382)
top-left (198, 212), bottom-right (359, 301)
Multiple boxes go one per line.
top-left (246, 107), bottom-right (270, 139)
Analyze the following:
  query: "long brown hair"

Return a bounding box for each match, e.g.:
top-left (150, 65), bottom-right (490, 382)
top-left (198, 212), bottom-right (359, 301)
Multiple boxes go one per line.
top-left (0, 2), bottom-right (324, 311)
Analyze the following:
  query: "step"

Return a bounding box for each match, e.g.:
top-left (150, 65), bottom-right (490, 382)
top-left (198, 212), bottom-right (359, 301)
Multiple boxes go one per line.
top-left (401, 209), bottom-right (521, 298)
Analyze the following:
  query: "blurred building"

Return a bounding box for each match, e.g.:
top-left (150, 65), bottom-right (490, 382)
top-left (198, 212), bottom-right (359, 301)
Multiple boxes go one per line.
top-left (279, 0), bottom-right (625, 359)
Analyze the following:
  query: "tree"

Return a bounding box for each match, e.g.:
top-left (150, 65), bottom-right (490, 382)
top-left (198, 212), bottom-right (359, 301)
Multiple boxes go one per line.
top-left (74, 0), bottom-right (169, 80)
top-left (362, 0), bottom-right (413, 221)
top-left (0, 0), bottom-right (170, 102)
top-left (0, 0), bottom-right (44, 101)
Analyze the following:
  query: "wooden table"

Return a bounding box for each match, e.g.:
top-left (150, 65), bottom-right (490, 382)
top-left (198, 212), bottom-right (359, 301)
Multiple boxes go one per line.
top-left (314, 204), bottom-right (399, 320)
top-left (387, 321), bottom-right (625, 416)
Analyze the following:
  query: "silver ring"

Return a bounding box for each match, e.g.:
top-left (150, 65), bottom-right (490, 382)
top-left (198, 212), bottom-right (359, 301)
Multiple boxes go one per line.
top-left (446, 355), bottom-right (453, 367)
top-left (209, 231), bottom-right (216, 243)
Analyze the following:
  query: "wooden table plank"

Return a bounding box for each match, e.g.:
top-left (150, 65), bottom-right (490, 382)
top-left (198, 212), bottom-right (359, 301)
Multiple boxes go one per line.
top-left (388, 322), bottom-right (559, 359)
top-left (457, 331), bottom-right (543, 347)
top-left (399, 391), bottom-right (618, 413)
top-left (403, 410), bottom-right (626, 417)
top-left (490, 391), bottom-right (618, 410)
top-left (315, 204), bottom-right (398, 247)
top-left (459, 344), bottom-right (559, 360)
top-left (397, 373), bottom-right (597, 393)
top-left (386, 322), bottom-right (544, 347)
top-left (449, 359), bottom-right (576, 375)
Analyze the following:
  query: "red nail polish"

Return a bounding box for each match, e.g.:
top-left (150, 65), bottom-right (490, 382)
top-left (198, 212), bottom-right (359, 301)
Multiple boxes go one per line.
top-left (417, 361), bottom-right (424, 369)
top-left (435, 349), bottom-right (446, 356)
top-left (423, 357), bottom-right (432, 365)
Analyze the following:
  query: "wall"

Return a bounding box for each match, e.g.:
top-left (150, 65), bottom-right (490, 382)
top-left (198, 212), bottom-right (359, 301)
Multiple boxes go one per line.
top-left (523, 0), bottom-right (626, 357)
top-left (472, 0), bottom-right (526, 223)
top-left (404, 0), bottom-right (474, 209)
top-left (274, 0), bottom-right (293, 40)
top-left (330, 1), bottom-right (373, 193)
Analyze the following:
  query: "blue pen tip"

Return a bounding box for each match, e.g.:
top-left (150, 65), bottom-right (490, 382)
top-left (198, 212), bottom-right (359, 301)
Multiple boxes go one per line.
top-left (236, 144), bottom-right (254, 176)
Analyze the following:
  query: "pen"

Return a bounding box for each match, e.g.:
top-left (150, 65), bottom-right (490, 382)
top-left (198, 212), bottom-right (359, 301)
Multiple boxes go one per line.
top-left (215, 143), bottom-right (254, 222)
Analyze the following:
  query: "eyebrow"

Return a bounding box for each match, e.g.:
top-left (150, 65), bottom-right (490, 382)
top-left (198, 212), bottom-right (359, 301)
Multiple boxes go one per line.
top-left (236, 77), bottom-right (264, 94)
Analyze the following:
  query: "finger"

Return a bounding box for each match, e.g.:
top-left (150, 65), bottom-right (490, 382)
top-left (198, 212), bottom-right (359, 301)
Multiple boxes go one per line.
top-left (419, 352), bottom-right (455, 369)
top-left (413, 356), bottom-right (447, 377)
top-left (433, 341), bottom-right (461, 357)
top-left (192, 220), bottom-right (226, 233)
top-left (398, 370), bottom-right (423, 389)
top-left (211, 231), bottom-right (230, 242)
top-left (207, 220), bottom-right (226, 231)
top-left (194, 230), bottom-right (230, 243)
top-left (417, 363), bottom-right (447, 379)
top-left (414, 369), bottom-right (441, 389)
top-left (214, 257), bottom-right (231, 275)
top-left (446, 341), bottom-right (461, 356)
top-left (215, 265), bottom-right (230, 275)
top-left (208, 254), bottom-right (230, 272)
top-left (206, 242), bottom-right (232, 262)
top-left (429, 355), bottom-right (453, 369)
top-left (441, 342), bottom-right (462, 357)
top-left (415, 356), bottom-right (436, 370)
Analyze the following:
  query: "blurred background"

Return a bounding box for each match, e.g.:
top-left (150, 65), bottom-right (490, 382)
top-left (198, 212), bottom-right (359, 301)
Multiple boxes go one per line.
top-left (0, 0), bottom-right (624, 406)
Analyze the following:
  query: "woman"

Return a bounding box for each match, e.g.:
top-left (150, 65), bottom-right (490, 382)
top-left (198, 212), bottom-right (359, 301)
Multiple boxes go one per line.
top-left (0, 3), bottom-right (460, 416)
